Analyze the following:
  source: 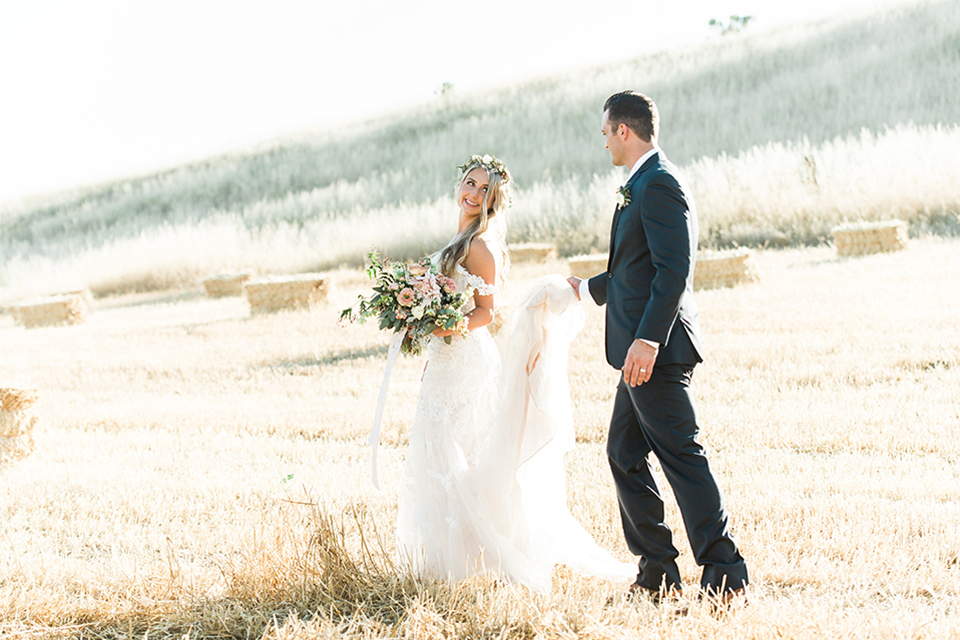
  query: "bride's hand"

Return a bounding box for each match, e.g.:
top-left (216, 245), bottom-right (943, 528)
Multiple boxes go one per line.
top-left (433, 327), bottom-right (455, 337)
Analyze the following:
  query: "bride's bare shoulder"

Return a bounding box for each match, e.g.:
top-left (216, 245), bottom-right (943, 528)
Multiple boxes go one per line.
top-left (463, 236), bottom-right (497, 283)
top-left (469, 235), bottom-right (496, 260)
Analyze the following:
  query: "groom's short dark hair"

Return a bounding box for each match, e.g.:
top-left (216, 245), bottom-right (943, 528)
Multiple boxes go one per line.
top-left (604, 92), bottom-right (659, 142)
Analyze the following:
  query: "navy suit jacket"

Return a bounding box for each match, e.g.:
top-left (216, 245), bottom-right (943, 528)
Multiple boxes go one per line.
top-left (588, 152), bottom-right (703, 370)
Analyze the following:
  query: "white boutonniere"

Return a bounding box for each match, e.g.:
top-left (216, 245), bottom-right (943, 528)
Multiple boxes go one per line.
top-left (616, 186), bottom-right (632, 210)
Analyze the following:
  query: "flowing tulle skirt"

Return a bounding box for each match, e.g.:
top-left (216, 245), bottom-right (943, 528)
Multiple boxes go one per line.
top-left (395, 275), bottom-right (635, 592)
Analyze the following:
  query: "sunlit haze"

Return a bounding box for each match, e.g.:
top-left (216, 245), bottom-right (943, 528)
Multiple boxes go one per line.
top-left (0, 0), bottom-right (890, 206)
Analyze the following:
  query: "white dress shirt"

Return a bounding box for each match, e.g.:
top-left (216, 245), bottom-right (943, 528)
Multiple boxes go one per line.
top-left (578, 147), bottom-right (661, 349)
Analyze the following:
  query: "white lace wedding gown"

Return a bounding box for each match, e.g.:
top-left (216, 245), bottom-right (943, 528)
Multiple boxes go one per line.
top-left (395, 264), bottom-right (635, 593)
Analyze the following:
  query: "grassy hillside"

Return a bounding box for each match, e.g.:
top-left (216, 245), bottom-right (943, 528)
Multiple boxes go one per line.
top-left (2, 0), bottom-right (959, 299)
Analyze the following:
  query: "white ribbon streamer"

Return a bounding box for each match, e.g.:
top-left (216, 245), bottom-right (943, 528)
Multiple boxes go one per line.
top-left (369, 332), bottom-right (404, 490)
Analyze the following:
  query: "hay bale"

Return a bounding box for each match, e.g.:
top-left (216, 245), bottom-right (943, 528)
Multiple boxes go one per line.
top-left (244, 274), bottom-right (328, 314)
top-left (508, 243), bottom-right (557, 263)
top-left (567, 250), bottom-right (757, 290)
top-left (0, 388), bottom-right (39, 412)
top-left (10, 291), bottom-right (88, 328)
top-left (567, 254), bottom-right (609, 279)
top-left (0, 388), bottom-right (39, 464)
top-left (694, 248), bottom-right (759, 290)
top-left (203, 273), bottom-right (251, 298)
top-left (832, 220), bottom-right (908, 256)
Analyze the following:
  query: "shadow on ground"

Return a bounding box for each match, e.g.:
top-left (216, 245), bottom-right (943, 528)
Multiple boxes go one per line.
top-left (260, 343), bottom-right (391, 372)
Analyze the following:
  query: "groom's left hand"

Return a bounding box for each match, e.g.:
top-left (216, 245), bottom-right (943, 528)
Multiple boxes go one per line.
top-left (623, 339), bottom-right (658, 387)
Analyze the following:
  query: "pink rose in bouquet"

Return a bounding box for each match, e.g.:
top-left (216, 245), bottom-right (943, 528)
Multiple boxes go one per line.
top-left (396, 288), bottom-right (416, 307)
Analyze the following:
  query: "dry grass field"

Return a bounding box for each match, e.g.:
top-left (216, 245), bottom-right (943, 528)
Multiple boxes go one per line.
top-left (2, 236), bottom-right (958, 638)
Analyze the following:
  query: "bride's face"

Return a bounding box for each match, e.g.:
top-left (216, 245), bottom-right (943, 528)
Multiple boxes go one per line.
top-left (458, 167), bottom-right (490, 218)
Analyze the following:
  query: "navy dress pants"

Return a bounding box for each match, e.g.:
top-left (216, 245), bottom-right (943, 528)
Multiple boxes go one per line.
top-left (607, 362), bottom-right (748, 594)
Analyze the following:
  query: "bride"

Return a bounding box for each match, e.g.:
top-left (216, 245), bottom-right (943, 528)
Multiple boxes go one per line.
top-left (394, 154), bottom-right (634, 593)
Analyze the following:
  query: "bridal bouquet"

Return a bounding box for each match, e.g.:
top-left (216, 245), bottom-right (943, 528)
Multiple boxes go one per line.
top-left (340, 250), bottom-right (471, 355)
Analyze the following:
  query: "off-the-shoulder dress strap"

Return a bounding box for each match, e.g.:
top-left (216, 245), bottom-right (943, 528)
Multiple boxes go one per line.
top-left (456, 264), bottom-right (498, 296)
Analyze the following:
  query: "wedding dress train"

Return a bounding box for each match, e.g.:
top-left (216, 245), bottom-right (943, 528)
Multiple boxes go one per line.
top-left (395, 269), bottom-right (634, 593)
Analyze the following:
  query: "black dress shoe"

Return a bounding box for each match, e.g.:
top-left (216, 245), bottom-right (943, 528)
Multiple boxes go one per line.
top-left (627, 582), bottom-right (689, 616)
top-left (704, 586), bottom-right (748, 614)
top-left (627, 582), bottom-right (684, 604)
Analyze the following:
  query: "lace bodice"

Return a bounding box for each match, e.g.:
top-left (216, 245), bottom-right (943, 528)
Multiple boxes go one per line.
top-left (451, 263), bottom-right (498, 316)
top-left (456, 264), bottom-right (498, 297)
top-left (419, 265), bottom-right (499, 453)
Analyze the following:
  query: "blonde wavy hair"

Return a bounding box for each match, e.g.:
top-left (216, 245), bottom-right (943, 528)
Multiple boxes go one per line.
top-left (438, 155), bottom-right (512, 284)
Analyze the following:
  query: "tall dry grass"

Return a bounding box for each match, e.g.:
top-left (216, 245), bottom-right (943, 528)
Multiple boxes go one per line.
top-left (2, 120), bottom-right (959, 306)
top-left (1, 238), bottom-right (958, 638)
top-left (688, 123), bottom-right (960, 246)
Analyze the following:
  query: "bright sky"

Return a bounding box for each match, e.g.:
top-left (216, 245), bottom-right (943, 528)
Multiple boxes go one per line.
top-left (0, 0), bottom-right (890, 206)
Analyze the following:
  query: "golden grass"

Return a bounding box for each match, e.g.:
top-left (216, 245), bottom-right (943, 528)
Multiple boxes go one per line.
top-left (0, 239), bottom-right (958, 638)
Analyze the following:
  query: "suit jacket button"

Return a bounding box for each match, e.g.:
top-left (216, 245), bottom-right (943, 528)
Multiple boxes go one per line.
top-left (607, 273), bottom-right (613, 279)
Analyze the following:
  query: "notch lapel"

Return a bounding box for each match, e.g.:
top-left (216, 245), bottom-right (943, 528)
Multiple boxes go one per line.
top-left (607, 153), bottom-right (658, 269)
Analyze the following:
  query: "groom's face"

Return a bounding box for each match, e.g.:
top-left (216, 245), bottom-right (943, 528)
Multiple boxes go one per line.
top-left (601, 110), bottom-right (626, 167)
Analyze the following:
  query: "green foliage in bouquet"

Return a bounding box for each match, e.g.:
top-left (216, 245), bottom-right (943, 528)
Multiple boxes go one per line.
top-left (340, 251), bottom-right (471, 355)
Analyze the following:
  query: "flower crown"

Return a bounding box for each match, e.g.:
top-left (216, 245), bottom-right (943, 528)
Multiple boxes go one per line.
top-left (457, 154), bottom-right (511, 185)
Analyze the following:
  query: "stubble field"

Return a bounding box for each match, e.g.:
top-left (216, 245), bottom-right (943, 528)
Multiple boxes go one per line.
top-left (1, 237), bottom-right (959, 638)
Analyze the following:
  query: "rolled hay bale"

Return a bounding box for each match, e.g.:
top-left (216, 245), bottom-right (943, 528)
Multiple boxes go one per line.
top-left (203, 273), bottom-right (251, 298)
top-left (0, 388), bottom-right (39, 464)
top-left (567, 254), bottom-right (608, 279)
top-left (694, 248), bottom-right (759, 291)
top-left (832, 220), bottom-right (908, 256)
top-left (10, 291), bottom-right (89, 328)
top-left (508, 243), bottom-right (557, 263)
top-left (244, 273), bottom-right (328, 314)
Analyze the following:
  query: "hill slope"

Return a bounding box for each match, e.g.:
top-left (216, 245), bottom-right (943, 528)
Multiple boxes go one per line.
top-left (2, 0), bottom-right (959, 296)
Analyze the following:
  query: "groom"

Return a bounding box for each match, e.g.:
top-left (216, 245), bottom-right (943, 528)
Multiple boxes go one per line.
top-left (568, 91), bottom-right (748, 601)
